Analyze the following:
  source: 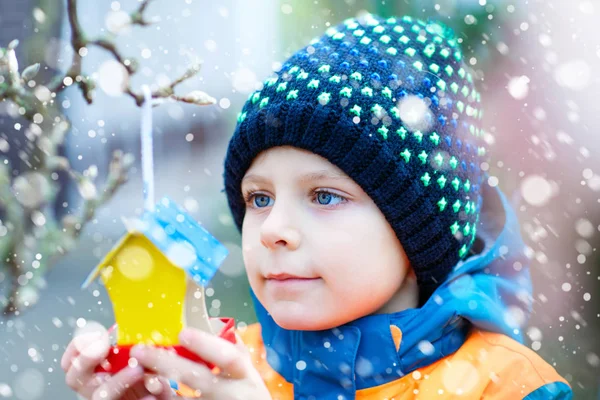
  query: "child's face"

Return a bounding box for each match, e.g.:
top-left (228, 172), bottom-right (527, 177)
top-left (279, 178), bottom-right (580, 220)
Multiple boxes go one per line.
top-left (240, 146), bottom-right (412, 330)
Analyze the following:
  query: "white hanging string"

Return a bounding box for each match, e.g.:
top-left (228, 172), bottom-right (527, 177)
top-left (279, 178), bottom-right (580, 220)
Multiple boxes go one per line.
top-left (141, 85), bottom-right (155, 212)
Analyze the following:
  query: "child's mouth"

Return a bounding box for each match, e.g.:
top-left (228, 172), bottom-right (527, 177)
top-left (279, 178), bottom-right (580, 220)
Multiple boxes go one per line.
top-left (265, 273), bottom-right (321, 291)
top-left (266, 273), bottom-right (316, 281)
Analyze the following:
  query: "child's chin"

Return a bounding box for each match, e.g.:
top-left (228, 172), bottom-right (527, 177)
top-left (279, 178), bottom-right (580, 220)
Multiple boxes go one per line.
top-left (275, 319), bottom-right (313, 330)
top-left (267, 306), bottom-right (315, 330)
top-left (270, 306), bottom-right (343, 331)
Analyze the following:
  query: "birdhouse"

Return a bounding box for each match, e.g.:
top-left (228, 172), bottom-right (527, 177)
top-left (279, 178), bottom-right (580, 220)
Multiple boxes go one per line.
top-left (81, 196), bottom-right (234, 374)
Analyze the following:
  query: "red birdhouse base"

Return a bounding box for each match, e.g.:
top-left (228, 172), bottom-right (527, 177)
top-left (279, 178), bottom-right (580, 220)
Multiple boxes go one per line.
top-left (94, 318), bottom-right (236, 374)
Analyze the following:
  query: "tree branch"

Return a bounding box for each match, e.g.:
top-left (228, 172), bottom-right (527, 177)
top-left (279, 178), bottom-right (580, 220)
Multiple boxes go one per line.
top-left (48, 0), bottom-right (85, 94)
top-left (87, 38), bottom-right (137, 74)
top-left (60, 150), bottom-right (134, 241)
top-left (130, 0), bottom-right (156, 26)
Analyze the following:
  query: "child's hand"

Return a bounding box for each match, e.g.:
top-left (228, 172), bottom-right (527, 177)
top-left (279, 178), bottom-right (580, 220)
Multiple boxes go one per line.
top-left (130, 328), bottom-right (271, 400)
top-left (61, 331), bottom-right (172, 400)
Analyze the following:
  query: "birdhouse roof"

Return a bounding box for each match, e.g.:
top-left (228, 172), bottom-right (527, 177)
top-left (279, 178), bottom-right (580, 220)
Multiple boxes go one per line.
top-left (81, 196), bottom-right (228, 289)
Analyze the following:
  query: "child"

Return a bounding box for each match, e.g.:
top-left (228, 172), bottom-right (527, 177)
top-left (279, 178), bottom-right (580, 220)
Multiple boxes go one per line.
top-left (63, 13), bottom-right (572, 399)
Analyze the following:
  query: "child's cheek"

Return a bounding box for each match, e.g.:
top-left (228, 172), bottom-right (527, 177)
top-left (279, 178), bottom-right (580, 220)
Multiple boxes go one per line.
top-left (315, 240), bottom-right (361, 283)
top-left (241, 242), bottom-right (258, 269)
top-left (241, 226), bottom-right (262, 272)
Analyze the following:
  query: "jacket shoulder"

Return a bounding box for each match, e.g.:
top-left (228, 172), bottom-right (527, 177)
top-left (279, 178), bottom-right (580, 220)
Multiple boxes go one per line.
top-left (355, 329), bottom-right (571, 399)
top-left (448, 329), bottom-right (572, 399)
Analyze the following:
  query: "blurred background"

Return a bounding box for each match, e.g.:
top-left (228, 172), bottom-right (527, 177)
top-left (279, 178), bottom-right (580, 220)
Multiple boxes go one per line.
top-left (0, 0), bottom-right (599, 398)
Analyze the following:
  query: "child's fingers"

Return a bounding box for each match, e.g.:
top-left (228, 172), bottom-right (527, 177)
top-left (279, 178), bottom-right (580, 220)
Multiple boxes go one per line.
top-left (62, 330), bottom-right (110, 372)
top-left (91, 366), bottom-right (145, 400)
top-left (61, 338), bottom-right (80, 372)
top-left (65, 355), bottom-right (96, 390)
top-left (64, 344), bottom-right (109, 390)
top-left (74, 331), bottom-right (111, 360)
top-left (131, 346), bottom-right (217, 393)
top-left (179, 328), bottom-right (248, 379)
top-left (142, 375), bottom-right (173, 400)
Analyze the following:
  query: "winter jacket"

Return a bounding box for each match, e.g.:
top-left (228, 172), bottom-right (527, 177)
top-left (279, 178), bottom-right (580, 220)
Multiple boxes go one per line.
top-left (237, 183), bottom-right (572, 399)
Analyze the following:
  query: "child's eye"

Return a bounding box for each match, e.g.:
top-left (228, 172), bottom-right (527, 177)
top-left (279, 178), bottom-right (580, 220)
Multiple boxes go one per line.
top-left (314, 190), bottom-right (346, 206)
top-left (245, 193), bottom-right (273, 208)
top-left (243, 189), bottom-right (347, 209)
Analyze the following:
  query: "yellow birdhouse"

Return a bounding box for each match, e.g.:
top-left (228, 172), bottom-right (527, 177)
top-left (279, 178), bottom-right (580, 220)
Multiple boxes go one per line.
top-left (81, 196), bottom-right (230, 373)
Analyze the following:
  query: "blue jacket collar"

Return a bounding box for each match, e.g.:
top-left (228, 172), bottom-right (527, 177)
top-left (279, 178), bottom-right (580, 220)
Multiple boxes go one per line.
top-left (252, 184), bottom-right (532, 399)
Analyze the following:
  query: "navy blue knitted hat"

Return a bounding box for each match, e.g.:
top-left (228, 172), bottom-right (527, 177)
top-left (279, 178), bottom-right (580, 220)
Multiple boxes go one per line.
top-left (223, 13), bottom-right (489, 304)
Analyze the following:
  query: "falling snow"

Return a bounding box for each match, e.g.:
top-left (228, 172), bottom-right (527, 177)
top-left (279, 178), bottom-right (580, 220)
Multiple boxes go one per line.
top-left (0, 1), bottom-right (598, 399)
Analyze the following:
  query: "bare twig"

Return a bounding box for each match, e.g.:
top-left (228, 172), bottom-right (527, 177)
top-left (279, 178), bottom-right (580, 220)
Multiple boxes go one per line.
top-left (45, 0), bottom-right (202, 108)
top-left (48, 0), bottom-right (85, 94)
top-left (125, 87), bottom-right (143, 105)
top-left (61, 150), bottom-right (133, 240)
top-left (0, 160), bottom-right (26, 316)
top-left (87, 38), bottom-right (137, 74)
top-left (170, 63), bottom-right (202, 89)
top-left (130, 0), bottom-right (156, 26)
top-left (3, 258), bottom-right (23, 315)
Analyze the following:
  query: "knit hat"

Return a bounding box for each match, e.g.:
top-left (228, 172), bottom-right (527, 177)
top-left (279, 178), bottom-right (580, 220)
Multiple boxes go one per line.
top-left (223, 13), bottom-right (489, 305)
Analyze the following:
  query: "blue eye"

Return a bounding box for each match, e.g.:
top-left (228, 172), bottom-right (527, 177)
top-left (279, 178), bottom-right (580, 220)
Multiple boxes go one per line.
top-left (316, 191), bottom-right (344, 206)
top-left (253, 195), bottom-right (273, 208)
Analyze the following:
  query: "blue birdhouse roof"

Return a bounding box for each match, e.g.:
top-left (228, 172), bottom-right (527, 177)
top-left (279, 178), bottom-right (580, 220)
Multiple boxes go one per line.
top-left (82, 196), bottom-right (228, 289)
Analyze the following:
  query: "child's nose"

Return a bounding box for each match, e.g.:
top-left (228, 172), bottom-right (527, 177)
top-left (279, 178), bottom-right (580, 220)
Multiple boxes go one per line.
top-left (259, 203), bottom-right (301, 251)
